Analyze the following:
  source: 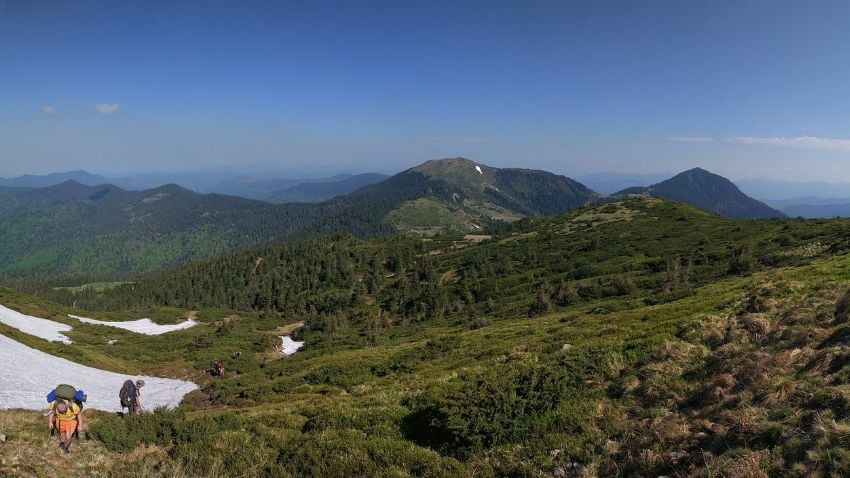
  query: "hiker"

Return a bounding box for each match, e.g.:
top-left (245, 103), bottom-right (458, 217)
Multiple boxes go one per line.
top-left (119, 379), bottom-right (145, 415)
top-left (46, 384), bottom-right (87, 452)
top-left (48, 397), bottom-right (84, 453)
top-left (212, 360), bottom-right (225, 377)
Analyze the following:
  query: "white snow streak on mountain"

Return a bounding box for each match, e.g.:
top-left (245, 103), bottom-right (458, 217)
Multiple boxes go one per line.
top-left (68, 315), bottom-right (197, 335)
top-left (0, 304), bottom-right (72, 343)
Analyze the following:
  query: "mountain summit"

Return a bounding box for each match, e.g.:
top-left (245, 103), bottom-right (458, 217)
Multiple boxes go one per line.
top-left (346, 157), bottom-right (597, 234)
top-left (616, 168), bottom-right (785, 219)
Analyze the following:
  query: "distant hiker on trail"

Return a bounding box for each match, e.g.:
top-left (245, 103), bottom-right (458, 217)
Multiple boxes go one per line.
top-left (212, 360), bottom-right (225, 377)
top-left (47, 384), bottom-right (85, 453)
top-left (119, 379), bottom-right (145, 415)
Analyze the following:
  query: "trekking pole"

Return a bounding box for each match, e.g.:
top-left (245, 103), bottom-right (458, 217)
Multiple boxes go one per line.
top-left (45, 411), bottom-right (55, 437)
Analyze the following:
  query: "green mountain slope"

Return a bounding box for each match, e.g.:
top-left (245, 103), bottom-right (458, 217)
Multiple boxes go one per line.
top-left (0, 180), bottom-right (327, 277)
top-left (354, 157), bottom-right (597, 235)
top-left (617, 167), bottom-right (785, 219)
top-left (10, 198), bottom-right (850, 476)
top-left (42, 197), bottom-right (840, 318)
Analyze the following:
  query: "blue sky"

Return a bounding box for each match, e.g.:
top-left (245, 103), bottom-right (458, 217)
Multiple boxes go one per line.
top-left (2, 0), bottom-right (850, 179)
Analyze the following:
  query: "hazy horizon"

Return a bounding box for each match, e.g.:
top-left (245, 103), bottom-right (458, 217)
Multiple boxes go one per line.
top-left (3, 1), bottom-right (850, 181)
top-left (13, 162), bottom-right (850, 188)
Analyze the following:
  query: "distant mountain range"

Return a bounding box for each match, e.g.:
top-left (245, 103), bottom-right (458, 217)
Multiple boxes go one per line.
top-left (0, 170), bottom-right (110, 188)
top-left (762, 197), bottom-right (850, 218)
top-left (0, 181), bottom-right (301, 276)
top-left (735, 178), bottom-right (850, 201)
top-left (7, 168), bottom-right (848, 217)
top-left (0, 158), bottom-right (598, 276)
top-left (0, 159), bottom-right (796, 277)
top-left (731, 179), bottom-right (850, 218)
top-left (614, 168), bottom-right (785, 219)
top-left (0, 170), bottom-right (385, 201)
top-left (578, 172), bottom-right (673, 194)
top-left (264, 173), bottom-right (389, 203)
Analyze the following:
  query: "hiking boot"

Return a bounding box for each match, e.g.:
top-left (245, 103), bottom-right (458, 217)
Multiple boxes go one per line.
top-left (59, 442), bottom-right (66, 451)
top-left (64, 444), bottom-right (71, 453)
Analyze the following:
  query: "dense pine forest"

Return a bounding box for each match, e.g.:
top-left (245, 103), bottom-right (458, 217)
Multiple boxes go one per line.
top-left (23, 199), bottom-right (849, 321)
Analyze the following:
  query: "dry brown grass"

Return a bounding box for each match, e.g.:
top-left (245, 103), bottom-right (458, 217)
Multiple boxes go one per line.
top-left (759, 377), bottom-right (798, 407)
top-left (741, 314), bottom-right (772, 342)
top-left (0, 409), bottom-right (187, 478)
top-left (712, 450), bottom-right (769, 478)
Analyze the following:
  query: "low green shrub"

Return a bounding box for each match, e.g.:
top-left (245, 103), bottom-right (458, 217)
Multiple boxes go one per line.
top-left (88, 407), bottom-right (181, 451)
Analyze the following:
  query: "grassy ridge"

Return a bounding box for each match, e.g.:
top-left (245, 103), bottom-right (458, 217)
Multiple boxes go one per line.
top-left (5, 198), bottom-right (850, 475)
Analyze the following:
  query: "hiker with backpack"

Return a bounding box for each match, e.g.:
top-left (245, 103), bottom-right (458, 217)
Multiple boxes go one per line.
top-left (119, 379), bottom-right (145, 415)
top-left (46, 384), bottom-right (86, 453)
top-left (212, 360), bottom-right (225, 377)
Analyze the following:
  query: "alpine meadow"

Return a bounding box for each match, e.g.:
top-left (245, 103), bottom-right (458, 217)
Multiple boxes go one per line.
top-left (3, 2), bottom-right (850, 478)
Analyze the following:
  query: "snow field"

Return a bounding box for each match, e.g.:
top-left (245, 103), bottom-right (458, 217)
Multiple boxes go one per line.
top-left (280, 336), bottom-right (305, 355)
top-left (68, 314), bottom-right (197, 335)
top-left (0, 304), bottom-right (72, 343)
top-left (0, 333), bottom-right (197, 412)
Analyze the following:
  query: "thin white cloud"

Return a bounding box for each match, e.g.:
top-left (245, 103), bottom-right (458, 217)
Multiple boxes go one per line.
top-left (90, 103), bottom-right (120, 115)
top-left (671, 136), bottom-right (850, 153)
top-left (423, 136), bottom-right (495, 144)
top-left (669, 136), bottom-right (716, 143)
top-left (40, 106), bottom-right (58, 116)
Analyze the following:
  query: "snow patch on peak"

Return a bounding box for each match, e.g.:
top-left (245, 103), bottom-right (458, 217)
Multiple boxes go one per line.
top-left (475, 165), bottom-right (483, 175)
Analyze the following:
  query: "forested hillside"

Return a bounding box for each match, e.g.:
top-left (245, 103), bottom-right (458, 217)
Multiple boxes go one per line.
top-left (13, 197), bottom-right (850, 476)
top-left (0, 181), bottom-right (327, 277)
top-left (34, 198), bottom-right (847, 322)
top-left (0, 159), bottom-right (597, 278)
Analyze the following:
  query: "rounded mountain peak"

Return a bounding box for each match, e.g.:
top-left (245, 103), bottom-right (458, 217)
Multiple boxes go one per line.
top-left (410, 158), bottom-right (492, 186)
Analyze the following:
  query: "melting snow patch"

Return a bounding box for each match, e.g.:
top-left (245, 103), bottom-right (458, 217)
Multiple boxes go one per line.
top-left (69, 315), bottom-right (197, 335)
top-left (0, 304), bottom-right (72, 344)
top-left (0, 333), bottom-right (197, 411)
top-left (280, 336), bottom-right (304, 355)
top-left (475, 165), bottom-right (483, 175)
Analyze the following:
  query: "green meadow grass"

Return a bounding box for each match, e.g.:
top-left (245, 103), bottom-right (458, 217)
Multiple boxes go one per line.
top-left (6, 198), bottom-right (850, 475)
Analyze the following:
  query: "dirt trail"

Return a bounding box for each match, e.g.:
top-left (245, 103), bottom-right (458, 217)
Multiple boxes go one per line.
top-left (275, 321), bottom-right (305, 335)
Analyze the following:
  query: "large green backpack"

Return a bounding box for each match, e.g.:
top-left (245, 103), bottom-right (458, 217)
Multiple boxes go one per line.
top-left (54, 384), bottom-right (77, 401)
top-left (48, 384), bottom-right (86, 407)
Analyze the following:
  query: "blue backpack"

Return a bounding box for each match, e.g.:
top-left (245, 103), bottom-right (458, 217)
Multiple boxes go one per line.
top-left (47, 385), bottom-right (87, 405)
